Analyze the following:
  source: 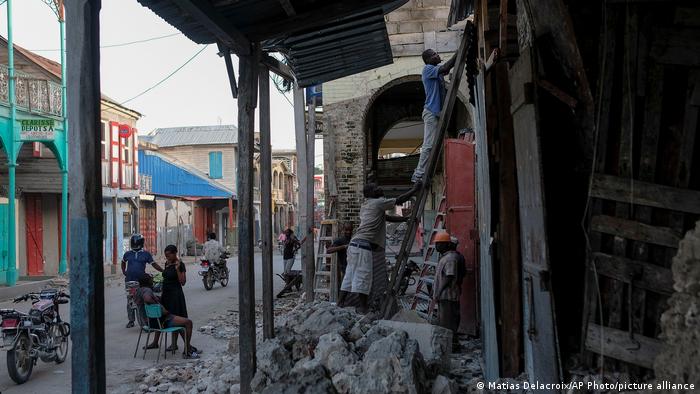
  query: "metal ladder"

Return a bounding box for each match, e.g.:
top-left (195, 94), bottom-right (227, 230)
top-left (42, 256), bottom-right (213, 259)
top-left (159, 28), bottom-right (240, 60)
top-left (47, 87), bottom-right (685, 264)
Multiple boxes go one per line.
top-left (410, 190), bottom-right (447, 319)
top-left (382, 21), bottom-right (475, 318)
top-left (313, 219), bottom-right (339, 301)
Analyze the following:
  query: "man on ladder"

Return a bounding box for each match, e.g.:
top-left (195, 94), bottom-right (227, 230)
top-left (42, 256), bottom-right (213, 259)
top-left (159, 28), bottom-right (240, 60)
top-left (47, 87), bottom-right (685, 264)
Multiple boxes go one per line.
top-left (338, 182), bottom-right (420, 314)
top-left (412, 48), bottom-right (457, 184)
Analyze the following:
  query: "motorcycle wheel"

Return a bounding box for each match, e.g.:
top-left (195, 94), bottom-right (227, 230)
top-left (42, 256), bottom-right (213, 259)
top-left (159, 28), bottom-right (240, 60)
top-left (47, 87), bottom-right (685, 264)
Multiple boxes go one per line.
top-left (7, 333), bottom-right (34, 384)
top-left (51, 324), bottom-right (69, 364)
top-left (220, 267), bottom-right (230, 287)
top-left (203, 271), bottom-right (214, 291)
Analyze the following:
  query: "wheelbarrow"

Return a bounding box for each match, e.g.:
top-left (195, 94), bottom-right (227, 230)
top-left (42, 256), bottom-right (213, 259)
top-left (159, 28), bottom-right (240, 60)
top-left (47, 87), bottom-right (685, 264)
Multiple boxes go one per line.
top-left (276, 270), bottom-right (302, 298)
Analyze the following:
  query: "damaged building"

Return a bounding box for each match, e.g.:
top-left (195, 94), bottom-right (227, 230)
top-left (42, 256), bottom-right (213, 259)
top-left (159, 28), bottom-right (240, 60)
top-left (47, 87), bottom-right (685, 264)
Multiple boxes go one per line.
top-left (322, 0), bottom-right (700, 389)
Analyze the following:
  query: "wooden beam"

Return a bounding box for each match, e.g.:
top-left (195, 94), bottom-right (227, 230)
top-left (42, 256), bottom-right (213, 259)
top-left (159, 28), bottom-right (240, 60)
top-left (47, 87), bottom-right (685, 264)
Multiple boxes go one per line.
top-left (218, 42), bottom-right (238, 98)
top-left (261, 54), bottom-right (294, 81)
top-left (590, 215), bottom-right (682, 248)
top-left (591, 173), bottom-right (700, 215)
top-left (304, 96), bottom-right (317, 302)
top-left (279, 0), bottom-right (296, 16)
top-left (585, 323), bottom-right (663, 369)
top-left (537, 79), bottom-right (578, 108)
top-left (66, 0), bottom-right (106, 390)
top-left (236, 49), bottom-right (258, 394)
top-left (293, 83), bottom-right (309, 301)
top-left (259, 65), bottom-right (274, 339)
top-left (172, 0), bottom-right (251, 55)
top-left (593, 252), bottom-right (674, 295)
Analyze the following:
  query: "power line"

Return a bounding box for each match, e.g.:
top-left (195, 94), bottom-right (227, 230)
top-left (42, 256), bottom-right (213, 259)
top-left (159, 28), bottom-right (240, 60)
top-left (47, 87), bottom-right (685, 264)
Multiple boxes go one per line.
top-left (120, 44), bottom-right (209, 105)
top-left (30, 32), bottom-right (182, 52)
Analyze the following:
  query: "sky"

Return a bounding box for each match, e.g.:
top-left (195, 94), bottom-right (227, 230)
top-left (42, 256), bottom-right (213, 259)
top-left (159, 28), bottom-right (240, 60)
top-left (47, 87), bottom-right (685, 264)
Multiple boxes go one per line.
top-left (0, 0), bottom-right (323, 161)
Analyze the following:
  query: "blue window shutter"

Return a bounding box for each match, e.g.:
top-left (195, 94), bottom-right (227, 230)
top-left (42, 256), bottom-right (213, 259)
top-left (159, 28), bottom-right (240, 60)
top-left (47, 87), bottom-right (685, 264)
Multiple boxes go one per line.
top-left (209, 152), bottom-right (223, 179)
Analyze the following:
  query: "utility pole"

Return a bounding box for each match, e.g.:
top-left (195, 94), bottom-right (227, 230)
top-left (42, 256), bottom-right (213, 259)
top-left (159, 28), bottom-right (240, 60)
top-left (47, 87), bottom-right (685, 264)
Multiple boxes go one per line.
top-left (5, 0), bottom-right (17, 286)
top-left (293, 84), bottom-right (309, 300)
top-left (259, 65), bottom-right (274, 339)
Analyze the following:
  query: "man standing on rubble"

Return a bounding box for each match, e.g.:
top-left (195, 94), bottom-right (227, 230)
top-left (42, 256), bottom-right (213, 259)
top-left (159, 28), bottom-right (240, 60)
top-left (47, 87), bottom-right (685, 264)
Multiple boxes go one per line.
top-left (338, 182), bottom-right (420, 314)
top-left (412, 49), bottom-right (457, 184)
top-left (433, 231), bottom-right (466, 350)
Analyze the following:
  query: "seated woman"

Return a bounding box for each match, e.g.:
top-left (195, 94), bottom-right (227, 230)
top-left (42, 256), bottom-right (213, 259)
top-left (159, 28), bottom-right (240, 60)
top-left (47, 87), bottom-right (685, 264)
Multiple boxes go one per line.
top-left (134, 273), bottom-right (199, 359)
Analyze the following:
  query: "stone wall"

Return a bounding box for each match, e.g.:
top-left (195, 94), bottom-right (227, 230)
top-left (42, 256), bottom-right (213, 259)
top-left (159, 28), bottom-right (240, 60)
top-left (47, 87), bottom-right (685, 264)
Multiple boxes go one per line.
top-left (654, 221), bottom-right (700, 391)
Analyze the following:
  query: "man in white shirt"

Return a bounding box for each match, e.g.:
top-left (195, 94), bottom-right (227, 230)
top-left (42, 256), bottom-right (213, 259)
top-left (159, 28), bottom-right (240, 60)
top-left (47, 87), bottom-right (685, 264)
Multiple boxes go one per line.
top-left (203, 232), bottom-right (225, 264)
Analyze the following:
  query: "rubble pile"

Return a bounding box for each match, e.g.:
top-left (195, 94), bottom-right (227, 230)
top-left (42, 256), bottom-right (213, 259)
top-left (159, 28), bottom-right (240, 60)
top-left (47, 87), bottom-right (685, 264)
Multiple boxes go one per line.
top-left (135, 302), bottom-right (482, 394)
top-left (199, 294), bottom-right (301, 339)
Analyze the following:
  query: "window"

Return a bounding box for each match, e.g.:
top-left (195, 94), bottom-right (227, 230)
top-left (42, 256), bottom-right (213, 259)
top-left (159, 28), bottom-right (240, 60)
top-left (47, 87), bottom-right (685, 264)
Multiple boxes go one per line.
top-left (209, 151), bottom-right (223, 179)
top-left (122, 136), bottom-right (130, 164)
top-left (101, 122), bottom-right (108, 160)
top-left (123, 212), bottom-right (132, 237)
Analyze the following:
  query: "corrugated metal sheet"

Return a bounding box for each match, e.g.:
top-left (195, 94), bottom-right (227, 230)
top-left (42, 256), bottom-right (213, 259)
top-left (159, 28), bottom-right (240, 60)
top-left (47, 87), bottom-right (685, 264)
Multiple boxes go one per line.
top-left (136, 0), bottom-right (407, 87)
top-left (139, 150), bottom-right (234, 198)
top-left (147, 125), bottom-right (237, 147)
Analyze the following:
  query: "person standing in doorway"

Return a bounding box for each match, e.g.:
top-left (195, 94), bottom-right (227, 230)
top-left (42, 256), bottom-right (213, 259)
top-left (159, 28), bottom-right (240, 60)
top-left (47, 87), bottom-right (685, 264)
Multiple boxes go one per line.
top-left (122, 234), bottom-right (163, 328)
top-left (411, 49), bottom-right (457, 184)
top-left (433, 231), bottom-right (465, 350)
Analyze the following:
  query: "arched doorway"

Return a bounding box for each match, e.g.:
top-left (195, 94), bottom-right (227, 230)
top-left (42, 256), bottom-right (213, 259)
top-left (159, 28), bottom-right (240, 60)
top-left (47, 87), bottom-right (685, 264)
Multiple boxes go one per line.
top-left (363, 76), bottom-right (472, 196)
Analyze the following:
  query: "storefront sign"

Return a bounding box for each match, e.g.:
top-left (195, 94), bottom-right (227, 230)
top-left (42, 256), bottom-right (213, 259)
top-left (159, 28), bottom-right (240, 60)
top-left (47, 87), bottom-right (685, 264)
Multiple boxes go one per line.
top-left (20, 119), bottom-right (55, 141)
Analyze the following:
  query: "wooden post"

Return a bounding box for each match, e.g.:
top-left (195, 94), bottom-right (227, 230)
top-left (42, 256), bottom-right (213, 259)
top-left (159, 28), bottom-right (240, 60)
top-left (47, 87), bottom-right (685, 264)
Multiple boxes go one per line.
top-left (112, 195), bottom-right (118, 273)
top-left (236, 48), bottom-right (258, 394)
top-left (66, 0), bottom-right (106, 391)
top-left (259, 65), bottom-right (274, 339)
top-left (304, 96), bottom-right (316, 302)
top-left (293, 84), bottom-right (309, 299)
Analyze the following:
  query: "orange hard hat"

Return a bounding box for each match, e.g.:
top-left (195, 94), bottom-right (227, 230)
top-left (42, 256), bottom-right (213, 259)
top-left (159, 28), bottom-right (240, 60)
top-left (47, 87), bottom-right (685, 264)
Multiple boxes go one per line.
top-left (434, 231), bottom-right (451, 243)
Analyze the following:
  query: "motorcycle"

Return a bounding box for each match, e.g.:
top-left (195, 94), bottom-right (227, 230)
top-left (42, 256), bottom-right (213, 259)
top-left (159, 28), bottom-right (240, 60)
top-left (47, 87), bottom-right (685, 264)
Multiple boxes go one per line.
top-left (199, 252), bottom-right (230, 290)
top-left (0, 289), bottom-right (70, 384)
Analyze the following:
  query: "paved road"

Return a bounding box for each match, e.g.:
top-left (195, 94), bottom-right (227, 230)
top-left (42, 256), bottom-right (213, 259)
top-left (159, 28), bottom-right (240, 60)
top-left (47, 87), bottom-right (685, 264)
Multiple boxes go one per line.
top-left (0, 253), bottom-right (291, 393)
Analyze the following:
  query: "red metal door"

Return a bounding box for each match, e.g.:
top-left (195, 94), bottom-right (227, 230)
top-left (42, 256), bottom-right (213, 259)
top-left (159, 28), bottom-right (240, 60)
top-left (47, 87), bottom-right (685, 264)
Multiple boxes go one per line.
top-left (25, 194), bottom-right (44, 276)
top-left (444, 138), bottom-right (478, 335)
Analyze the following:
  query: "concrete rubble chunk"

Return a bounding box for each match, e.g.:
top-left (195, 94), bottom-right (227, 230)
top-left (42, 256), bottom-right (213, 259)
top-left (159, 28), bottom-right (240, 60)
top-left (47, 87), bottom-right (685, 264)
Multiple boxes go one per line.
top-left (256, 338), bottom-right (293, 381)
top-left (314, 332), bottom-right (358, 375)
top-left (261, 362), bottom-right (337, 394)
top-left (379, 320), bottom-right (453, 371)
top-left (431, 375), bottom-right (458, 394)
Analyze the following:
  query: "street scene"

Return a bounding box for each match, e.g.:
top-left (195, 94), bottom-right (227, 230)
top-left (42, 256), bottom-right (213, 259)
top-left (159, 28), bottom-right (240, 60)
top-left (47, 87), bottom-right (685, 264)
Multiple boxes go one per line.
top-left (0, 0), bottom-right (700, 393)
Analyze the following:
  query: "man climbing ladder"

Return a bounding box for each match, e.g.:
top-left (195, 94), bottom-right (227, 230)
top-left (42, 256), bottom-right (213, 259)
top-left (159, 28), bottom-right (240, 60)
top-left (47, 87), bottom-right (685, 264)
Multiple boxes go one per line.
top-left (412, 49), bottom-right (457, 183)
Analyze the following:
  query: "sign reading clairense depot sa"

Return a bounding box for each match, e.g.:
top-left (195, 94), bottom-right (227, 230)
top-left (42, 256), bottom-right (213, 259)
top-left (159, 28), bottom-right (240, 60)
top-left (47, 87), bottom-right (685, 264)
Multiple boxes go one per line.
top-left (20, 119), bottom-right (56, 141)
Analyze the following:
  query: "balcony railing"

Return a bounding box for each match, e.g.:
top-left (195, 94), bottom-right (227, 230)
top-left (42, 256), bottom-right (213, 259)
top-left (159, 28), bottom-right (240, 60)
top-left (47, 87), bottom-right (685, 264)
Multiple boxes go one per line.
top-left (0, 64), bottom-right (63, 118)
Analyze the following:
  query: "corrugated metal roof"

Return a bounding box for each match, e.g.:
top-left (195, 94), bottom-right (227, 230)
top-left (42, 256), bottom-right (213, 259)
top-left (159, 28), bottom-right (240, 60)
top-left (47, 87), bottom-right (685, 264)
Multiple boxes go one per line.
top-left (147, 125), bottom-right (237, 147)
top-left (139, 150), bottom-right (235, 198)
top-left (136, 0), bottom-right (407, 87)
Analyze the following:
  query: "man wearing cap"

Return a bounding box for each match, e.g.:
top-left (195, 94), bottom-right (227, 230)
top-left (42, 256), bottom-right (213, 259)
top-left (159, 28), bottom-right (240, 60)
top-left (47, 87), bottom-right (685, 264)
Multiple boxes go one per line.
top-left (433, 231), bottom-right (465, 348)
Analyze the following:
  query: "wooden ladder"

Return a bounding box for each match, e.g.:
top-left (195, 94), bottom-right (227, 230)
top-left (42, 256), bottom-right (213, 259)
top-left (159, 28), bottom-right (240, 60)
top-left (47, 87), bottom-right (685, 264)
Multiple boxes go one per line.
top-left (382, 21), bottom-right (475, 318)
top-left (410, 191), bottom-right (447, 319)
top-left (313, 219), bottom-right (339, 301)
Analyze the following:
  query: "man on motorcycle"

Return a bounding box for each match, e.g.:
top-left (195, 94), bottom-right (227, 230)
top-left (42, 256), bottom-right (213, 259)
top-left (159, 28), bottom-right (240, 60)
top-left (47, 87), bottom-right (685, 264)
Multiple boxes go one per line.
top-left (203, 232), bottom-right (226, 265)
top-left (122, 234), bottom-right (163, 328)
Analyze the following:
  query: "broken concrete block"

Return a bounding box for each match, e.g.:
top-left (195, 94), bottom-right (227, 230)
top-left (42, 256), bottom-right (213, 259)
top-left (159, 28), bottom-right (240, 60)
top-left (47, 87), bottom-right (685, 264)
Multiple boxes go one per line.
top-left (227, 336), bottom-right (239, 354)
top-left (432, 375), bottom-right (458, 394)
top-left (314, 332), bottom-right (358, 375)
top-left (256, 339), bottom-right (293, 381)
top-left (262, 362), bottom-right (337, 394)
top-left (378, 320), bottom-right (452, 371)
top-left (332, 372), bottom-right (355, 394)
top-left (391, 309), bottom-right (429, 324)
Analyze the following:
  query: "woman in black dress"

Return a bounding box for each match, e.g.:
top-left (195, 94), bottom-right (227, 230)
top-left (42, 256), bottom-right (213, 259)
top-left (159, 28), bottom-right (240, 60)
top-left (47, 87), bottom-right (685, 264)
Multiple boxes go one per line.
top-left (161, 245), bottom-right (194, 353)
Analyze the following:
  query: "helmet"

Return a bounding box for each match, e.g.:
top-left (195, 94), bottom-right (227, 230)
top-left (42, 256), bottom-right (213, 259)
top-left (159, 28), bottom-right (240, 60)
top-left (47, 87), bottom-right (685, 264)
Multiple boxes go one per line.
top-left (434, 231), bottom-right (451, 243)
top-left (130, 234), bottom-right (145, 251)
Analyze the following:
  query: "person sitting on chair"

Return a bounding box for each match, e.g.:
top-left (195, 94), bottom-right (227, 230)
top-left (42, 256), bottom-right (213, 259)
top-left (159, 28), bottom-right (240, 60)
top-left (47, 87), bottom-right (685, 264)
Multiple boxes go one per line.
top-left (135, 273), bottom-right (200, 359)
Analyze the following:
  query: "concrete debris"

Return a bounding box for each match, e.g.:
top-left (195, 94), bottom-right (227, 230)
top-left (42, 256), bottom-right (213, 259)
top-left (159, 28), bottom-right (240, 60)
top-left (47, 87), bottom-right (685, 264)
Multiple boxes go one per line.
top-left (378, 320), bottom-right (453, 372)
top-left (655, 220), bottom-right (700, 392)
top-left (134, 301), bottom-right (485, 394)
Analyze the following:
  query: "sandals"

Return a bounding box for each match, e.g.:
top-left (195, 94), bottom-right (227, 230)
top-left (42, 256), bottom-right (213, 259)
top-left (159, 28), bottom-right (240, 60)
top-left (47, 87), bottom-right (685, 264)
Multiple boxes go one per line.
top-left (143, 343), bottom-right (159, 350)
top-left (183, 350), bottom-right (200, 359)
top-left (166, 344), bottom-right (179, 352)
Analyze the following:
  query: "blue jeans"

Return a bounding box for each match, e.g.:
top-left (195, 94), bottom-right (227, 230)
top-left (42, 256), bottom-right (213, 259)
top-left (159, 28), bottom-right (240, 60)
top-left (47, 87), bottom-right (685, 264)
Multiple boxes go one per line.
top-left (412, 108), bottom-right (439, 182)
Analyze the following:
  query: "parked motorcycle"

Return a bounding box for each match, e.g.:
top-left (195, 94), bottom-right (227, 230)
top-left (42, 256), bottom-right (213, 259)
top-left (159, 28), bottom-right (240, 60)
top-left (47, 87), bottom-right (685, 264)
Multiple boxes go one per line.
top-left (0, 289), bottom-right (70, 384)
top-left (199, 252), bottom-right (230, 290)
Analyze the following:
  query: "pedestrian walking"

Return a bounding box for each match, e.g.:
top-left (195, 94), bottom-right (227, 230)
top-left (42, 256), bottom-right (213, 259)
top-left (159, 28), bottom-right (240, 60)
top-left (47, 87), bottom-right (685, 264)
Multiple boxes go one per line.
top-left (122, 234), bottom-right (163, 328)
top-left (282, 228), bottom-right (304, 274)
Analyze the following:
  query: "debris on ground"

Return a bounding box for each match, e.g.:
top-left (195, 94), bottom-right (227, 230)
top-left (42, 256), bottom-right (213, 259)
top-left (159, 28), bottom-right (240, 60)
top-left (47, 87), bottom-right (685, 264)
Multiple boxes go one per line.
top-left (199, 294), bottom-right (302, 339)
top-left (134, 301), bottom-right (484, 394)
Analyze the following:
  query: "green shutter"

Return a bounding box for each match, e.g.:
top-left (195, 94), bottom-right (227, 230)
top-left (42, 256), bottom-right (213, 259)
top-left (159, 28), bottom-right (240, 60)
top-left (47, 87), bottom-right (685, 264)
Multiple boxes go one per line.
top-left (209, 151), bottom-right (223, 179)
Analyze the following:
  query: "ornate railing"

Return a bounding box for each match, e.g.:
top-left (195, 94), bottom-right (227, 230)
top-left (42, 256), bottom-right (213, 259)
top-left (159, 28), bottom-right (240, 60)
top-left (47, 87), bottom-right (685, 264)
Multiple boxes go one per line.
top-left (0, 64), bottom-right (63, 118)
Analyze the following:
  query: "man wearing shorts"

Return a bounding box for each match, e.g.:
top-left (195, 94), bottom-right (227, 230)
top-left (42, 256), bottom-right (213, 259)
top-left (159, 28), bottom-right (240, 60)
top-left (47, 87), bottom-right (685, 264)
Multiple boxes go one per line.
top-left (337, 182), bottom-right (420, 313)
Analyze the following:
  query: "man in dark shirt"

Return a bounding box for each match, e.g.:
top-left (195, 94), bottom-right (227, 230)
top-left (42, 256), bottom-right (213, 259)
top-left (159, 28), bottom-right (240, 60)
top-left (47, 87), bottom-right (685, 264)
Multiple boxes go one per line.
top-left (327, 223), bottom-right (353, 285)
top-left (122, 234), bottom-right (163, 328)
top-left (282, 229), bottom-right (305, 274)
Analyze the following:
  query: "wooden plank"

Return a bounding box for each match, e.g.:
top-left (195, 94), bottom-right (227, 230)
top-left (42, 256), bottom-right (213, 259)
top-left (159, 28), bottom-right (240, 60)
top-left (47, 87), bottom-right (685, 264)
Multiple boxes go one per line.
top-left (171, 0), bottom-right (251, 55)
top-left (585, 323), bottom-right (663, 369)
top-left (236, 50), bottom-right (259, 394)
top-left (650, 27), bottom-right (700, 67)
top-left (590, 215), bottom-right (682, 248)
top-left (258, 64), bottom-right (274, 340)
top-left (304, 96), bottom-right (317, 302)
top-left (593, 253), bottom-right (674, 295)
top-left (590, 173), bottom-right (700, 215)
top-left (260, 54), bottom-right (294, 81)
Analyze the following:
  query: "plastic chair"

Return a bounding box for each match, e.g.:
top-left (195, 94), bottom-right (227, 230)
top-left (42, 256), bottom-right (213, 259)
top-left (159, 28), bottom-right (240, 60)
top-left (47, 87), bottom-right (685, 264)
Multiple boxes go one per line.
top-left (133, 303), bottom-right (186, 362)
